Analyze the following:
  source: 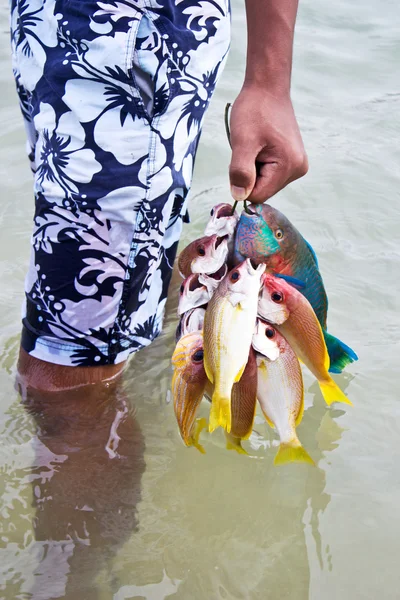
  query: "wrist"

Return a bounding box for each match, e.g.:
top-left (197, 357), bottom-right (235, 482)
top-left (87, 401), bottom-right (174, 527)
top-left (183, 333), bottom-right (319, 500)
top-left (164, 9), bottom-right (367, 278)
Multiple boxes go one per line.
top-left (241, 79), bottom-right (292, 102)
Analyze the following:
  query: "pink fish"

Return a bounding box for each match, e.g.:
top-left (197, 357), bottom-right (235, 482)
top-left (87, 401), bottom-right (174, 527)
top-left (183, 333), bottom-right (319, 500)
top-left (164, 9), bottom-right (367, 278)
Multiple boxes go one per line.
top-left (178, 234), bottom-right (228, 278)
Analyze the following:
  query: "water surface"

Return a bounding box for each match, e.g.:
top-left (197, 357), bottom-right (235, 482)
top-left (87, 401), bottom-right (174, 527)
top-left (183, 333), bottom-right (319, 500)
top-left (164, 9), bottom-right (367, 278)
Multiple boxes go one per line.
top-left (1, 0), bottom-right (400, 598)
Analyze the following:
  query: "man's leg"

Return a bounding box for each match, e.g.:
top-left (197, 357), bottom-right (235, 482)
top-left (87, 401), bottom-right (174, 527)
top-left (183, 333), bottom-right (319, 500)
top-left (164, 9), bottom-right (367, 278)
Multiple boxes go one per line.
top-left (11, 1), bottom-right (230, 393)
top-left (17, 348), bottom-right (124, 393)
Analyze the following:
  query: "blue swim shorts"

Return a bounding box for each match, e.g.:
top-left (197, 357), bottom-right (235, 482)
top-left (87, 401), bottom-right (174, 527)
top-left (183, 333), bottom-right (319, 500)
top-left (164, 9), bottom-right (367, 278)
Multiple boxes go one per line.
top-left (10, 0), bottom-right (231, 366)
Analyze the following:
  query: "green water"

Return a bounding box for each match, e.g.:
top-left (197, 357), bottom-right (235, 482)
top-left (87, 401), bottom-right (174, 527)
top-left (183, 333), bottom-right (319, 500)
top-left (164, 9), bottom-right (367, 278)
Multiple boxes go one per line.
top-left (1, 0), bottom-right (399, 598)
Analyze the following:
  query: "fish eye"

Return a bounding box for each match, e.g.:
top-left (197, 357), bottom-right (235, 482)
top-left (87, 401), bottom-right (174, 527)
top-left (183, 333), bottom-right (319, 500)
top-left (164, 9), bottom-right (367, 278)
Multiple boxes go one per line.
top-left (230, 271), bottom-right (240, 282)
top-left (271, 291), bottom-right (283, 303)
top-left (192, 349), bottom-right (204, 362)
top-left (179, 284), bottom-right (185, 294)
top-left (210, 208), bottom-right (214, 216)
top-left (275, 229), bottom-right (284, 240)
top-left (197, 246), bottom-right (206, 256)
top-left (265, 327), bottom-right (275, 339)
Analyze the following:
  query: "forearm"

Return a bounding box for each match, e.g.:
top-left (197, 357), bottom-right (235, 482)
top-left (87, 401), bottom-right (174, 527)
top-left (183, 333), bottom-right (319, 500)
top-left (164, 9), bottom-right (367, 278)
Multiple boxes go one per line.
top-left (244, 0), bottom-right (299, 95)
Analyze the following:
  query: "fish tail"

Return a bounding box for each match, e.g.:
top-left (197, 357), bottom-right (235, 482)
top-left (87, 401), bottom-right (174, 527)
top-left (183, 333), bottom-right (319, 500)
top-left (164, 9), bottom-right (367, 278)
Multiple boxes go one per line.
top-left (323, 330), bottom-right (358, 374)
top-left (225, 432), bottom-right (248, 455)
top-left (188, 417), bottom-right (207, 454)
top-left (209, 390), bottom-right (232, 433)
top-left (274, 440), bottom-right (315, 466)
top-left (319, 377), bottom-right (353, 406)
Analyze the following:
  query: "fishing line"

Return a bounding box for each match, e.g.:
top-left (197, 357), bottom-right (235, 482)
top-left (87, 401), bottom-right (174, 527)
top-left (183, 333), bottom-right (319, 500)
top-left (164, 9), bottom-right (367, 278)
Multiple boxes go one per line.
top-left (225, 103), bottom-right (251, 216)
top-left (224, 102), bottom-right (232, 148)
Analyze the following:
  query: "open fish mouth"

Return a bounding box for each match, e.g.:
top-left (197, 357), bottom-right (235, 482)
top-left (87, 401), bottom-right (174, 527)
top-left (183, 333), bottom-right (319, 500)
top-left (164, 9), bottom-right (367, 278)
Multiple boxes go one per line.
top-left (214, 234), bottom-right (229, 250)
top-left (207, 263), bottom-right (228, 281)
top-left (245, 258), bottom-right (266, 276)
top-left (199, 264), bottom-right (228, 293)
top-left (178, 274), bottom-right (210, 315)
top-left (188, 275), bottom-right (203, 292)
top-left (180, 307), bottom-right (206, 337)
top-left (205, 205), bottom-right (239, 236)
top-left (216, 204), bottom-right (234, 218)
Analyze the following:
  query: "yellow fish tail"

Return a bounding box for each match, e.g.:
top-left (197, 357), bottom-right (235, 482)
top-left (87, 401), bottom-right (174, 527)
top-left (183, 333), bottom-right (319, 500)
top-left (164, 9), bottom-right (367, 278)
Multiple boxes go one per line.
top-left (319, 377), bottom-right (353, 407)
top-left (225, 432), bottom-right (248, 455)
top-left (209, 391), bottom-right (232, 433)
top-left (274, 441), bottom-right (315, 466)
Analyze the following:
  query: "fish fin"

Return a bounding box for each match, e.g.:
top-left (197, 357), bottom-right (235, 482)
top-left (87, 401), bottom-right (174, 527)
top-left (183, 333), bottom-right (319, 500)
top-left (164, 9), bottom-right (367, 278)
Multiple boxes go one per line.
top-left (209, 391), bottom-right (232, 433)
top-left (319, 377), bottom-right (353, 407)
top-left (274, 273), bottom-right (306, 290)
top-left (323, 330), bottom-right (358, 374)
top-left (234, 363), bottom-right (246, 383)
top-left (304, 239), bottom-right (319, 268)
top-left (225, 432), bottom-right (249, 455)
top-left (274, 442), bottom-right (315, 466)
top-left (295, 392), bottom-right (305, 427)
top-left (188, 417), bottom-right (207, 454)
top-left (261, 411), bottom-right (275, 429)
top-left (203, 352), bottom-right (214, 384)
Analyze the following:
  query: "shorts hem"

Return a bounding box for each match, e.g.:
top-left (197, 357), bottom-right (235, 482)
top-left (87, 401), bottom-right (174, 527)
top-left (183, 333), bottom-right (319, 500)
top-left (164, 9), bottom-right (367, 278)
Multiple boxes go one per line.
top-left (20, 324), bottom-right (144, 367)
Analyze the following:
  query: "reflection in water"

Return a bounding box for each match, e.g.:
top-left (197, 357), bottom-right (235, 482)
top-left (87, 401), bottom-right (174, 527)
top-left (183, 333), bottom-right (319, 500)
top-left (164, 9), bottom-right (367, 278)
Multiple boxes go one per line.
top-left (106, 322), bottom-right (349, 600)
top-left (17, 376), bottom-right (145, 599)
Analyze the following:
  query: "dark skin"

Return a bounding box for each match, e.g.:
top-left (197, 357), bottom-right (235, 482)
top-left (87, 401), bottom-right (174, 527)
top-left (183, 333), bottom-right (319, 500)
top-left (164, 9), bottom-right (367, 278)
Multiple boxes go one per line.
top-left (229, 0), bottom-right (308, 204)
top-left (18, 0), bottom-right (307, 392)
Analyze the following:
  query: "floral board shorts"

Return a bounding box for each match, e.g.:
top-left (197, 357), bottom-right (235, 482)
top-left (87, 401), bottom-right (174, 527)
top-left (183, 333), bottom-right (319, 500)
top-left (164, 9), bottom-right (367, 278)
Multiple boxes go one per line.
top-left (10, 0), bottom-right (231, 366)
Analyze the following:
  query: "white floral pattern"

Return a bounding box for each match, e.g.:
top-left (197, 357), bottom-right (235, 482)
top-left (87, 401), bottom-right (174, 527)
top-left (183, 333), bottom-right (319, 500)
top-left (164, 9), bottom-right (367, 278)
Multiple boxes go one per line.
top-left (10, 0), bottom-right (231, 365)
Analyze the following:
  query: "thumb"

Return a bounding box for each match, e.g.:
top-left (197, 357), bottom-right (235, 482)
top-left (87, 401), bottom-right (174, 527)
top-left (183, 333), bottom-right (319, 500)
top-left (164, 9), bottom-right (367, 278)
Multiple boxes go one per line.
top-left (248, 161), bottom-right (287, 203)
top-left (229, 145), bottom-right (257, 202)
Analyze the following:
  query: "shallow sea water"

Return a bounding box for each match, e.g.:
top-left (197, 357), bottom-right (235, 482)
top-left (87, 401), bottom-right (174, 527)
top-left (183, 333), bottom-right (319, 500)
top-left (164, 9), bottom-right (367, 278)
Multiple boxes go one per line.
top-left (1, 0), bottom-right (400, 598)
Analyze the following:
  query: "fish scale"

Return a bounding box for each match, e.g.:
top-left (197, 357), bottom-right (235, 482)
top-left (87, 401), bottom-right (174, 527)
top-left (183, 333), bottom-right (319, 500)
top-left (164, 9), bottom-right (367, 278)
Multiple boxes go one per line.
top-left (290, 251), bottom-right (328, 329)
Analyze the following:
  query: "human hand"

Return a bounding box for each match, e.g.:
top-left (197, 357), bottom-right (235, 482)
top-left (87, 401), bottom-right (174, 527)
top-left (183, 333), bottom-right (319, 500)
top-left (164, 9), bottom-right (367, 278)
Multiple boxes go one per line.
top-left (228, 85), bottom-right (308, 204)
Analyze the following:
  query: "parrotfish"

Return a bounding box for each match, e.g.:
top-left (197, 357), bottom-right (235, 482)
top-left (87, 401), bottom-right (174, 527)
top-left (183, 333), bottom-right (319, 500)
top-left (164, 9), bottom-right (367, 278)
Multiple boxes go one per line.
top-left (234, 203), bottom-right (357, 372)
top-left (178, 274), bottom-right (211, 316)
top-left (178, 234), bottom-right (228, 279)
top-left (203, 259), bottom-right (266, 433)
top-left (258, 274), bottom-right (353, 407)
top-left (176, 307), bottom-right (206, 341)
top-left (256, 325), bottom-right (314, 466)
top-left (171, 331), bottom-right (208, 452)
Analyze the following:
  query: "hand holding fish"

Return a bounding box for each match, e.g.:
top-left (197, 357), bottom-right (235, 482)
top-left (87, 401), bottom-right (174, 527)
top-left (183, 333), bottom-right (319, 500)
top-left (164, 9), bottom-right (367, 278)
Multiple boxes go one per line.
top-left (229, 87), bottom-right (308, 204)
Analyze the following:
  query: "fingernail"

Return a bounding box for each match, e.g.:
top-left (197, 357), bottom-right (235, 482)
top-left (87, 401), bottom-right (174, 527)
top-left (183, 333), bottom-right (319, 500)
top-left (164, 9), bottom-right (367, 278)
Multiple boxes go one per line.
top-left (230, 186), bottom-right (248, 201)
